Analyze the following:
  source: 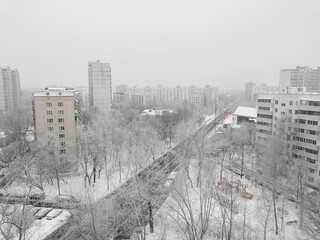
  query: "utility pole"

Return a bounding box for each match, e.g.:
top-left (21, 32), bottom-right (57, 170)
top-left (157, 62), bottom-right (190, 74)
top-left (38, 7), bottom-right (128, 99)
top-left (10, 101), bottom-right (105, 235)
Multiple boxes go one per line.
top-left (148, 200), bottom-right (154, 233)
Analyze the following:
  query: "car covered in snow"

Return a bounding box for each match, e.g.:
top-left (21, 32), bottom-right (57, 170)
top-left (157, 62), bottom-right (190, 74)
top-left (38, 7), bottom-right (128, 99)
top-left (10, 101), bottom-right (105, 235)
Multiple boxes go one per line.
top-left (55, 194), bottom-right (80, 203)
top-left (35, 208), bottom-right (52, 219)
top-left (46, 209), bottom-right (62, 220)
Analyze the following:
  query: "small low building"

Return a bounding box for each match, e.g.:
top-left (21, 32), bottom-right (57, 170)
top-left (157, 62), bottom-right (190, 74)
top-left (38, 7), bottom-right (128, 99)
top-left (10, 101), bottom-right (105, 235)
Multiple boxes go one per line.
top-left (233, 106), bottom-right (257, 125)
top-left (141, 108), bottom-right (175, 116)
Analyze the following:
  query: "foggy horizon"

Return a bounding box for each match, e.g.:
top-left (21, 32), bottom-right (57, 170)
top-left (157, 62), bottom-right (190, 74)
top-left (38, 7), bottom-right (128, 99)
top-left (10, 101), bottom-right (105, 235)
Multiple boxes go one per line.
top-left (1, 0), bottom-right (320, 90)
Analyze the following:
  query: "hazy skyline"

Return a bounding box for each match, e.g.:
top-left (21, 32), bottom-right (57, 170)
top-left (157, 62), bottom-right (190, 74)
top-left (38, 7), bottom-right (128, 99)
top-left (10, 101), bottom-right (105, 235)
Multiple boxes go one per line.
top-left (1, 0), bottom-right (320, 90)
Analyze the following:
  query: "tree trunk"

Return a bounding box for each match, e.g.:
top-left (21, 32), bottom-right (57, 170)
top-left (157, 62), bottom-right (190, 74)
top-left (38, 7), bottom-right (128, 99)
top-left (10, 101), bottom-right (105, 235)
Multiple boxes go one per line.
top-left (220, 150), bottom-right (225, 181)
top-left (264, 203), bottom-right (272, 240)
top-left (240, 144), bottom-right (244, 179)
top-left (55, 169), bottom-right (61, 195)
top-left (148, 201), bottom-right (154, 233)
top-left (273, 190), bottom-right (279, 235)
top-left (93, 165), bottom-right (96, 184)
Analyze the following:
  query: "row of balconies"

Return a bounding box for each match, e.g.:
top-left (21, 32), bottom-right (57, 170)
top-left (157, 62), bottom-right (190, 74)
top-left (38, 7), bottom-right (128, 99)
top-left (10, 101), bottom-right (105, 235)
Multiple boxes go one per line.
top-left (292, 148), bottom-right (319, 161)
top-left (293, 140), bottom-right (319, 151)
top-left (256, 117), bottom-right (273, 124)
top-left (294, 122), bottom-right (320, 131)
top-left (296, 114), bottom-right (320, 122)
top-left (298, 104), bottom-right (320, 112)
top-left (257, 109), bottom-right (273, 115)
top-left (257, 102), bottom-right (273, 108)
top-left (256, 124), bottom-right (272, 131)
top-left (295, 132), bottom-right (319, 141)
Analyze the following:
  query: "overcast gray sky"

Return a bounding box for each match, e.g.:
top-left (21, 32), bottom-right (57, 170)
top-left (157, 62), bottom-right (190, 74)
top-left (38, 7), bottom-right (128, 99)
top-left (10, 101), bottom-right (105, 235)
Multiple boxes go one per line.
top-left (1, 0), bottom-right (319, 90)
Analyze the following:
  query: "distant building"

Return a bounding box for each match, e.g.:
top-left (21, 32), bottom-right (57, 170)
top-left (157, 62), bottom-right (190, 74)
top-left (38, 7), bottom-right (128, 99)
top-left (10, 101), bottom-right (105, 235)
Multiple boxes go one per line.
top-left (77, 87), bottom-right (89, 109)
top-left (245, 81), bottom-right (278, 101)
top-left (279, 66), bottom-right (320, 93)
top-left (0, 67), bottom-right (21, 116)
top-left (88, 61), bottom-right (112, 112)
top-left (256, 88), bottom-right (320, 190)
top-left (141, 108), bottom-right (175, 116)
top-left (127, 85), bottom-right (218, 108)
top-left (33, 88), bottom-right (81, 171)
top-left (113, 84), bottom-right (129, 105)
top-left (131, 93), bottom-right (153, 107)
top-left (245, 82), bottom-right (255, 101)
top-left (116, 84), bottom-right (128, 93)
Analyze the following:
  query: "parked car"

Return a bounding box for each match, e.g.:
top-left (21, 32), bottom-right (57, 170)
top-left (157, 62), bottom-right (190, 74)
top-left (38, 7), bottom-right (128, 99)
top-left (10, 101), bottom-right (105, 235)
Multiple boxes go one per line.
top-left (4, 204), bottom-right (14, 216)
top-left (46, 209), bottom-right (62, 220)
top-left (31, 207), bottom-right (41, 216)
top-left (35, 208), bottom-right (52, 219)
top-left (29, 192), bottom-right (45, 200)
top-left (0, 189), bottom-right (9, 197)
top-left (55, 194), bottom-right (80, 203)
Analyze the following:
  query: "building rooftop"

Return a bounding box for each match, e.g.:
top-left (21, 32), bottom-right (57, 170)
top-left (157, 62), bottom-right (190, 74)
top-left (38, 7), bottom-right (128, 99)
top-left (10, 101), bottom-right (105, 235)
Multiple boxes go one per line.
top-left (33, 88), bottom-right (77, 97)
top-left (234, 106), bottom-right (257, 118)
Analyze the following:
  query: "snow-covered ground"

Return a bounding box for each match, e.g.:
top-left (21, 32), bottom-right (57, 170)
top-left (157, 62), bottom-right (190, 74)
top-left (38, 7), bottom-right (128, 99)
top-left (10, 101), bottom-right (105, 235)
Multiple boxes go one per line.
top-left (146, 159), bottom-right (306, 240)
top-left (5, 167), bottom-right (135, 203)
top-left (15, 209), bottom-right (71, 240)
top-left (0, 203), bottom-right (71, 240)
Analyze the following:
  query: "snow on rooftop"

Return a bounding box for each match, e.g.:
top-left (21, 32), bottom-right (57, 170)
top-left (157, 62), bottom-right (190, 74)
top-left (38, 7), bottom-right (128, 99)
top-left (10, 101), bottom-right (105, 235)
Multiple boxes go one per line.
top-left (141, 109), bottom-right (175, 116)
top-left (33, 91), bottom-right (75, 97)
top-left (33, 87), bottom-right (78, 97)
top-left (234, 106), bottom-right (257, 118)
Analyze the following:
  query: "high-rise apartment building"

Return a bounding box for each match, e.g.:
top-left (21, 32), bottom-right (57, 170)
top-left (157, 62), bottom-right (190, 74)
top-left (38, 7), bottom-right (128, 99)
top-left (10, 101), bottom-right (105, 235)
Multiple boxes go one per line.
top-left (33, 88), bottom-right (80, 171)
top-left (127, 86), bottom-right (218, 108)
top-left (256, 88), bottom-right (320, 189)
top-left (88, 61), bottom-right (112, 112)
top-left (279, 66), bottom-right (320, 93)
top-left (0, 67), bottom-right (21, 116)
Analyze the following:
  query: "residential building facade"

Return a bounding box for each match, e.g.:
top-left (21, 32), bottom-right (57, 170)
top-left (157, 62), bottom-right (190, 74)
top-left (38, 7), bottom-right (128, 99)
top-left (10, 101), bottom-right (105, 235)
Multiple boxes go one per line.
top-left (127, 85), bottom-right (218, 107)
top-left (256, 88), bottom-right (320, 189)
top-left (33, 88), bottom-right (80, 171)
top-left (279, 66), bottom-right (320, 93)
top-left (0, 67), bottom-right (21, 116)
top-left (88, 60), bottom-right (112, 112)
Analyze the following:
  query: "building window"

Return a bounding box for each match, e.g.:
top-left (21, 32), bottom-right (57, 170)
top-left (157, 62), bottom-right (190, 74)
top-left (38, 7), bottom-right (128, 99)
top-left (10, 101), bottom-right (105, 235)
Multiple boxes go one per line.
top-left (57, 102), bottom-right (63, 107)
top-left (58, 110), bottom-right (64, 115)
top-left (46, 110), bottom-right (53, 115)
top-left (60, 142), bottom-right (65, 147)
top-left (289, 101), bottom-right (293, 105)
top-left (60, 149), bottom-right (66, 154)
top-left (275, 108), bottom-right (278, 112)
top-left (60, 157), bottom-right (66, 162)
top-left (47, 119), bottom-right (53, 123)
top-left (281, 103), bottom-right (286, 106)
top-left (58, 118), bottom-right (64, 123)
top-left (46, 102), bottom-right (52, 107)
top-left (308, 177), bottom-right (314, 183)
top-left (59, 134), bottom-right (65, 139)
top-left (275, 100), bottom-right (278, 104)
top-left (48, 127), bottom-right (54, 132)
top-left (59, 126), bottom-right (65, 131)
top-left (309, 168), bottom-right (315, 174)
top-left (289, 109), bottom-right (292, 114)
